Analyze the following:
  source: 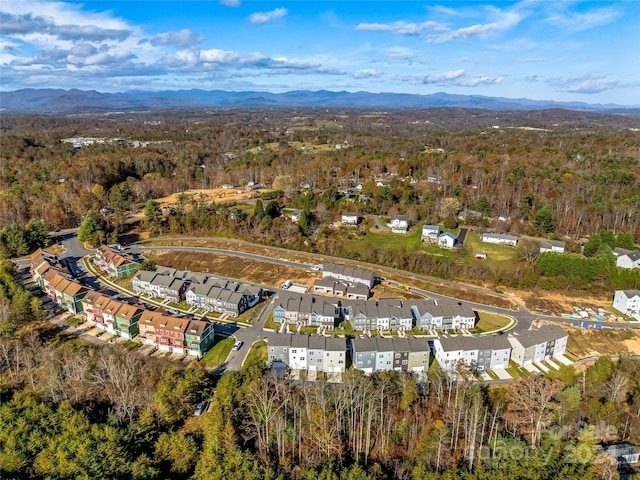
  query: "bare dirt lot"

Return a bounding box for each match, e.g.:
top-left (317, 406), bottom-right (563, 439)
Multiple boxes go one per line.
top-left (142, 249), bottom-right (319, 289)
top-left (564, 326), bottom-right (640, 358)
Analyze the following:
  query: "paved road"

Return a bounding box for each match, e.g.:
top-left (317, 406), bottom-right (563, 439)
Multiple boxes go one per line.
top-left (130, 241), bottom-right (640, 333)
top-left (18, 231), bottom-right (639, 376)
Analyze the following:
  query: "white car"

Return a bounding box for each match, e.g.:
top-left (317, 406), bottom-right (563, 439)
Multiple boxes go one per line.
top-left (232, 341), bottom-right (243, 351)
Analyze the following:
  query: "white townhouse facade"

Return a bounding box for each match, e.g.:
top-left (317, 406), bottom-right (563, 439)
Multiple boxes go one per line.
top-left (341, 212), bottom-right (361, 226)
top-left (266, 333), bottom-right (347, 373)
top-left (438, 232), bottom-right (456, 248)
top-left (433, 335), bottom-right (512, 373)
top-left (613, 248), bottom-right (640, 269)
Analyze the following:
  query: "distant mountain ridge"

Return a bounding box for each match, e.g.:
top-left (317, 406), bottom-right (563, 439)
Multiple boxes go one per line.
top-left (1, 88), bottom-right (638, 113)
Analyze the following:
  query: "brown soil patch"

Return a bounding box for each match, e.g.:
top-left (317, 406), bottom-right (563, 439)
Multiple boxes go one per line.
top-left (142, 249), bottom-right (318, 289)
top-left (564, 325), bottom-right (640, 358)
top-left (520, 291), bottom-right (614, 317)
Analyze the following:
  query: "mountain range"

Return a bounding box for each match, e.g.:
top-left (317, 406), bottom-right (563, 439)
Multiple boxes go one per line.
top-left (1, 88), bottom-right (639, 114)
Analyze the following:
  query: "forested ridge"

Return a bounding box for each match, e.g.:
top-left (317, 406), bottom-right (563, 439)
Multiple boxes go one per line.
top-left (1, 108), bottom-right (639, 236)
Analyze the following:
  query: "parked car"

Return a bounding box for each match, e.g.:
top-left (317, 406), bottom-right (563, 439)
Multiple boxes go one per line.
top-left (282, 280), bottom-right (292, 289)
top-left (168, 308), bottom-right (180, 315)
top-left (194, 401), bottom-right (205, 416)
top-left (232, 341), bottom-right (243, 351)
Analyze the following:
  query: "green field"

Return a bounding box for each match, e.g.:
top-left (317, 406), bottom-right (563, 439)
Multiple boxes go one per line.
top-left (200, 336), bottom-right (234, 368)
top-left (470, 311), bottom-right (513, 333)
top-left (244, 340), bottom-right (267, 367)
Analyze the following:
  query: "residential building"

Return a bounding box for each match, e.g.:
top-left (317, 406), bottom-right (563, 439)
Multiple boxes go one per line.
top-left (184, 320), bottom-right (215, 357)
top-left (102, 299), bottom-right (124, 334)
top-left (59, 280), bottom-right (90, 314)
top-left (322, 263), bottom-right (375, 289)
top-left (112, 303), bottom-right (141, 339)
top-left (290, 209), bottom-right (303, 222)
top-left (407, 337), bottom-right (431, 373)
top-left (324, 337), bottom-right (347, 373)
top-left (438, 232), bottom-right (457, 249)
top-left (613, 290), bottom-right (640, 315)
top-left (95, 245), bottom-right (137, 277)
top-left (540, 240), bottom-right (567, 254)
top-left (411, 300), bottom-right (477, 330)
top-left (601, 443), bottom-right (640, 466)
top-left (613, 248), bottom-right (640, 269)
top-left (375, 337), bottom-right (395, 372)
top-left (507, 325), bottom-right (568, 367)
top-left (138, 310), bottom-right (163, 345)
top-left (482, 232), bottom-right (518, 246)
top-left (273, 293), bottom-right (338, 330)
top-left (266, 333), bottom-right (346, 373)
top-left (390, 215), bottom-right (410, 234)
top-left (342, 212), bottom-right (361, 226)
top-left (350, 337), bottom-right (379, 374)
top-left (155, 316), bottom-right (189, 353)
top-left (80, 290), bottom-right (106, 324)
top-left (421, 224), bottom-right (440, 242)
top-left (432, 335), bottom-right (512, 373)
top-left (132, 270), bottom-right (157, 295)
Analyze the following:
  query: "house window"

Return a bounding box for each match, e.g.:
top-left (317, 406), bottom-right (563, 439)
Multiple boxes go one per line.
top-left (339, 360), bottom-right (344, 364)
top-left (291, 349), bottom-right (297, 353)
top-left (395, 353), bottom-right (400, 359)
top-left (402, 360), bottom-right (408, 365)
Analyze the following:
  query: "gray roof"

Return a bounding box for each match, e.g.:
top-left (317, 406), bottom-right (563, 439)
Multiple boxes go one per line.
top-left (308, 335), bottom-right (326, 350)
top-left (483, 232), bottom-right (518, 241)
top-left (134, 270), bottom-right (157, 283)
top-left (291, 334), bottom-right (309, 349)
top-left (540, 240), bottom-right (566, 249)
top-left (620, 289), bottom-right (640, 298)
top-left (325, 336), bottom-right (346, 352)
top-left (508, 324), bottom-right (567, 348)
top-left (437, 334), bottom-right (512, 352)
top-left (407, 336), bottom-right (429, 353)
top-left (267, 332), bottom-right (291, 348)
top-left (351, 336), bottom-right (379, 353)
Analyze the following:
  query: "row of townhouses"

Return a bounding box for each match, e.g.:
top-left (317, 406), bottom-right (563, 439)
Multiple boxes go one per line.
top-left (350, 336), bottom-right (430, 374)
top-left (267, 324), bottom-right (567, 376)
top-left (273, 293), bottom-right (477, 332)
top-left (312, 277), bottom-right (370, 300)
top-left (432, 324), bottom-right (568, 373)
top-left (30, 250), bottom-right (215, 357)
top-left (267, 333), bottom-right (347, 373)
top-left (132, 268), bottom-right (262, 316)
top-left (321, 263), bottom-right (375, 289)
top-left (94, 245), bottom-right (138, 277)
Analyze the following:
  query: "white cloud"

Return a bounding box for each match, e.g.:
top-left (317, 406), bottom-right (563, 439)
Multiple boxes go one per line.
top-left (150, 29), bottom-right (203, 49)
top-left (352, 69), bottom-right (382, 79)
top-left (220, 0), bottom-right (241, 7)
top-left (544, 7), bottom-right (619, 32)
top-left (428, 8), bottom-right (523, 43)
top-left (423, 70), bottom-right (504, 87)
top-left (549, 75), bottom-right (618, 94)
top-left (355, 21), bottom-right (443, 36)
top-left (249, 8), bottom-right (287, 25)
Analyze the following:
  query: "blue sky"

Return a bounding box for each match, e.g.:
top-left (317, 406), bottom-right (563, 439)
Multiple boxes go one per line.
top-left (1, 1), bottom-right (638, 104)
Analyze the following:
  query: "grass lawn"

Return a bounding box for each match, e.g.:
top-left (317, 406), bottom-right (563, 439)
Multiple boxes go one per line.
top-left (469, 311), bottom-right (513, 333)
top-left (123, 340), bottom-right (140, 350)
top-left (506, 361), bottom-right (527, 378)
top-left (263, 313), bottom-right (279, 330)
top-left (244, 340), bottom-right (267, 366)
top-left (461, 231), bottom-right (520, 265)
top-left (67, 317), bottom-right (84, 326)
top-left (200, 336), bottom-right (235, 368)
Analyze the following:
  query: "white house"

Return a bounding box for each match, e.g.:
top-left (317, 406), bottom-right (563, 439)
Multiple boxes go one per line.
top-left (482, 232), bottom-right (518, 246)
top-left (290, 209), bottom-right (303, 222)
top-left (421, 224), bottom-right (440, 242)
top-left (341, 212), bottom-right (361, 226)
top-left (613, 290), bottom-right (640, 315)
top-left (540, 240), bottom-right (566, 254)
top-left (289, 334), bottom-right (309, 370)
top-left (438, 232), bottom-right (457, 248)
top-left (613, 248), bottom-right (640, 269)
top-left (390, 215), bottom-right (410, 234)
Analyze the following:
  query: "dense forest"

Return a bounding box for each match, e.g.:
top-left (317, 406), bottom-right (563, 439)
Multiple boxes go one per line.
top-left (1, 109), bottom-right (639, 297)
top-left (1, 108), bottom-right (639, 237)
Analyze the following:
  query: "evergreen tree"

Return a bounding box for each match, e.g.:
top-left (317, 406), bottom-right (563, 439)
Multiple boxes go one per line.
top-left (144, 200), bottom-right (162, 236)
top-left (533, 204), bottom-right (556, 233)
top-left (253, 199), bottom-right (264, 218)
top-left (0, 224), bottom-right (29, 258)
top-left (77, 210), bottom-right (104, 246)
top-left (24, 220), bottom-right (51, 251)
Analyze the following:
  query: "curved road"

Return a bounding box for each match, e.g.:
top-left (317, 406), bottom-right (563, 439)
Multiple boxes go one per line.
top-left (18, 231), bottom-right (638, 376)
top-left (127, 241), bottom-right (639, 333)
